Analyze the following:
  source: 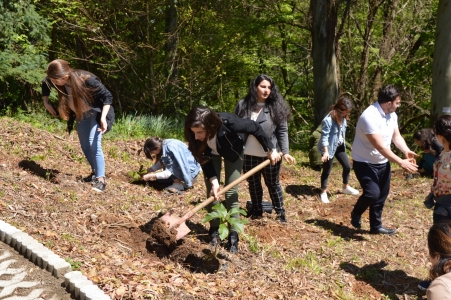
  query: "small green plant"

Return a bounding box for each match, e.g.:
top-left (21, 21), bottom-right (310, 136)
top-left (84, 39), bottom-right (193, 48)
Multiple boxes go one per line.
top-left (202, 203), bottom-right (249, 257)
top-left (30, 154), bottom-right (45, 161)
top-left (66, 257), bottom-right (82, 270)
top-left (286, 252), bottom-right (322, 274)
top-left (108, 145), bottom-right (119, 159)
top-left (128, 165), bottom-right (146, 183)
top-left (61, 233), bottom-right (78, 243)
top-left (245, 234), bottom-right (260, 253)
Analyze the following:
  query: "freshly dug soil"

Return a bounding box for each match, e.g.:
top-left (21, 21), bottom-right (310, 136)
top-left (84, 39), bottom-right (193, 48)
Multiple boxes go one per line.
top-left (150, 218), bottom-right (178, 249)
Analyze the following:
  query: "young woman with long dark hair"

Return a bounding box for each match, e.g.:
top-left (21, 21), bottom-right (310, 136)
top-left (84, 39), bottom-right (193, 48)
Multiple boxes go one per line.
top-left (184, 106), bottom-right (280, 253)
top-left (235, 74), bottom-right (296, 222)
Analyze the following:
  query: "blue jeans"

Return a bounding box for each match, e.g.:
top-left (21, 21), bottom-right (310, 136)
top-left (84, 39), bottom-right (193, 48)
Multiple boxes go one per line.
top-left (352, 161), bottom-right (391, 230)
top-left (76, 111), bottom-right (105, 178)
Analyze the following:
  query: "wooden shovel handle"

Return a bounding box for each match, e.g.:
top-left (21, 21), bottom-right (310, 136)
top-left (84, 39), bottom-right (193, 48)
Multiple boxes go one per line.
top-left (170, 158), bottom-right (272, 229)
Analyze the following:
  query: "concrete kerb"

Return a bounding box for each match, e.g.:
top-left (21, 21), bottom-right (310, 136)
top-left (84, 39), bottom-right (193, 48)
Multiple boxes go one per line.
top-left (0, 220), bottom-right (110, 299)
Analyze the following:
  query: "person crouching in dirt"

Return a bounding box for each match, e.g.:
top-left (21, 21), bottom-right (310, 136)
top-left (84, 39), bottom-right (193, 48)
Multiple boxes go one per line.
top-left (184, 106), bottom-right (280, 253)
top-left (141, 137), bottom-right (200, 193)
top-left (41, 59), bottom-right (114, 193)
top-left (413, 128), bottom-right (443, 178)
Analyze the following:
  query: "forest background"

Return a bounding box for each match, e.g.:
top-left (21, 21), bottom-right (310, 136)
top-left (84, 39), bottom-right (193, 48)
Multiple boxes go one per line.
top-left (0, 0), bottom-right (441, 147)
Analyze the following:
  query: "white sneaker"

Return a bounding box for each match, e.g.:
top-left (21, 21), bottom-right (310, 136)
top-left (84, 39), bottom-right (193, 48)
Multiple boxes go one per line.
top-left (165, 182), bottom-right (185, 193)
top-left (342, 186), bottom-right (359, 195)
top-left (320, 192), bottom-right (330, 203)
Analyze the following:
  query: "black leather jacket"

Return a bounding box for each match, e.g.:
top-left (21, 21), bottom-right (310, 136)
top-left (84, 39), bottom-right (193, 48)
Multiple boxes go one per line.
top-left (201, 112), bottom-right (274, 180)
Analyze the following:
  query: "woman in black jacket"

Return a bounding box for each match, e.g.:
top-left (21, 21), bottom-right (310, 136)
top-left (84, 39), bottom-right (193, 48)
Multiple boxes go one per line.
top-left (41, 59), bottom-right (114, 192)
top-left (184, 106), bottom-right (280, 253)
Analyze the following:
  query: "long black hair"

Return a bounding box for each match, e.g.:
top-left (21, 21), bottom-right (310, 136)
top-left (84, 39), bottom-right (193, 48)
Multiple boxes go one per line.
top-left (236, 74), bottom-right (291, 126)
top-left (143, 137), bottom-right (163, 162)
top-left (413, 128), bottom-right (436, 153)
top-left (434, 115), bottom-right (451, 146)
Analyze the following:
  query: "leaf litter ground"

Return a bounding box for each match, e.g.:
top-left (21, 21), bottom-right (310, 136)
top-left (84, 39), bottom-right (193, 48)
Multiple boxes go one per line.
top-left (0, 117), bottom-right (432, 299)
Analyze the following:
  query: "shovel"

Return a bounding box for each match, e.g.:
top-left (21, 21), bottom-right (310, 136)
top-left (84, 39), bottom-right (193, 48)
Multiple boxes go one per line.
top-left (161, 158), bottom-right (273, 240)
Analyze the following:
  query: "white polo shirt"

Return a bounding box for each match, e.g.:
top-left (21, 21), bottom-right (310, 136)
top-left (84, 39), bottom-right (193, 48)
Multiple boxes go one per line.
top-left (352, 102), bottom-right (398, 164)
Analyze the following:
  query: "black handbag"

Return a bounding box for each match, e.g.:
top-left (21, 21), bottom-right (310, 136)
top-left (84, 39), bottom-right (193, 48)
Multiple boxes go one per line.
top-left (246, 201), bottom-right (273, 214)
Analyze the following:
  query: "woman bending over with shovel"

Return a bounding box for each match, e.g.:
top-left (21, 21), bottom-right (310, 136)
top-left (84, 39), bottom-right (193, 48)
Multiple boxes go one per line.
top-left (235, 74), bottom-right (296, 222)
top-left (142, 137), bottom-right (201, 193)
top-left (185, 106), bottom-right (281, 253)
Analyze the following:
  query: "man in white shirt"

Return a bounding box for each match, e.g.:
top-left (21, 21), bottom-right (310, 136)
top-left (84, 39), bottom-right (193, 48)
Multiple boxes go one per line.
top-left (350, 84), bottom-right (418, 235)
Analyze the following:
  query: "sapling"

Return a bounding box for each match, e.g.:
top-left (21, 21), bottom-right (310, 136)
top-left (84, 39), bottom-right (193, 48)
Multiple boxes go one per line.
top-left (202, 203), bottom-right (249, 257)
top-left (128, 165), bottom-right (146, 183)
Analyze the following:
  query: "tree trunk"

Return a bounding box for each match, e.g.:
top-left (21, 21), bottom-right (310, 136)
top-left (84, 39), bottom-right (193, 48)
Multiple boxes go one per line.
top-left (372, 0), bottom-right (398, 101)
top-left (310, 0), bottom-right (339, 127)
top-left (355, 0), bottom-right (383, 107)
top-left (147, 3), bottom-right (156, 111)
top-left (164, 0), bottom-right (179, 113)
top-left (431, 0), bottom-right (451, 121)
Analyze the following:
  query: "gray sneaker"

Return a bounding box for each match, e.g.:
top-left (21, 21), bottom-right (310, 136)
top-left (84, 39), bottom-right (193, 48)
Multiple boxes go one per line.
top-left (92, 181), bottom-right (106, 192)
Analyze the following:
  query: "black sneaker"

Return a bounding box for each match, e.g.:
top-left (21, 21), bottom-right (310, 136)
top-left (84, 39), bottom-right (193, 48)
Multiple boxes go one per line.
top-left (228, 232), bottom-right (239, 254)
top-left (418, 280), bottom-right (431, 291)
top-left (92, 181), bottom-right (106, 192)
top-left (209, 227), bottom-right (219, 246)
top-left (83, 172), bottom-right (96, 183)
top-left (277, 212), bottom-right (287, 223)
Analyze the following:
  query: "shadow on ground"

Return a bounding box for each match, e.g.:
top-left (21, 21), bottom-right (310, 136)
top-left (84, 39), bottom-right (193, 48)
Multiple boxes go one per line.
top-left (286, 184), bottom-right (319, 198)
top-left (340, 260), bottom-right (424, 299)
top-left (18, 160), bottom-right (60, 183)
top-left (305, 218), bottom-right (366, 241)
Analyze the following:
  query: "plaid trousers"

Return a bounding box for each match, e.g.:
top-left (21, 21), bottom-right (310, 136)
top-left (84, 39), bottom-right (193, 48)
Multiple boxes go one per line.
top-left (243, 154), bottom-right (284, 212)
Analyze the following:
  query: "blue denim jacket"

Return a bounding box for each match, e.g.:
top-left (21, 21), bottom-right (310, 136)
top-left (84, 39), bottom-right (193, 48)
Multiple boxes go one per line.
top-left (317, 114), bottom-right (347, 157)
top-left (161, 139), bottom-right (200, 188)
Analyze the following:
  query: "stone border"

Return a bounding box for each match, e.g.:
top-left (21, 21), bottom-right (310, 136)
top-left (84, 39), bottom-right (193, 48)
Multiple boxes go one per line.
top-left (0, 220), bottom-right (110, 300)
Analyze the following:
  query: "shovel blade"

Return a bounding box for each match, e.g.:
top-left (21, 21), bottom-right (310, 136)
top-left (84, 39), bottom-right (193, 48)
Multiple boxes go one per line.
top-left (160, 211), bottom-right (191, 240)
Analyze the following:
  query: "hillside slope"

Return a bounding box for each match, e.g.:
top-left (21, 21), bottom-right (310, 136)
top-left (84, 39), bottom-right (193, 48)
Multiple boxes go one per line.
top-left (0, 117), bottom-right (431, 299)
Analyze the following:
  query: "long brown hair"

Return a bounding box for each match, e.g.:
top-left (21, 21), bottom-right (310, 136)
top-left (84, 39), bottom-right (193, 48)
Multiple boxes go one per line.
top-left (184, 106), bottom-right (223, 164)
top-left (46, 59), bottom-right (94, 121)
top-left (143, 137), bottom-right (163, 162)
top-left (428, 221), bottom-right (451, 280)
top-left (328, 95), bottom-right (354, 124)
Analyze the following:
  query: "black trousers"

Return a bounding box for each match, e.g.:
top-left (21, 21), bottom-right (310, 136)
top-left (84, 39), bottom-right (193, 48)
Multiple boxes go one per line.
top-left (320, 144), bottom-right (351, 190)
top-left (352, 161), bottom-right (391, 230)
top-left (243, 155), bottom-right (284, 213)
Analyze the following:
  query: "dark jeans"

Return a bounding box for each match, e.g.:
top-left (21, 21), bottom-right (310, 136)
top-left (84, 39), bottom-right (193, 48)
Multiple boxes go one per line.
top-left (155, 174), bottom-right (176, 185)
top-left (352, 160), bottom-right (391, 230)
top-left (320, 144), bottom-right (351, 190)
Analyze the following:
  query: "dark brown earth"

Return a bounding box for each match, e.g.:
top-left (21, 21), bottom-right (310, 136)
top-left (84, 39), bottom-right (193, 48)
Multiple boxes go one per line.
top-left (0, 117), bottom-right (432, 299)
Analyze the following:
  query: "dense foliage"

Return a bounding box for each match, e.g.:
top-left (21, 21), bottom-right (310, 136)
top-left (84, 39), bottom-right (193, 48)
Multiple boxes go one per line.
top-left (0, 0), bottom-right (439, 148)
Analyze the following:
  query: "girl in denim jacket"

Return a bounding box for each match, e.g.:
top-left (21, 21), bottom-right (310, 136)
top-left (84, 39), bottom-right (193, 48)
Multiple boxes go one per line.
top-left (317, 96), bottom-right (359, 203)
top-left (142, 137), bottom-right (200, 193)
